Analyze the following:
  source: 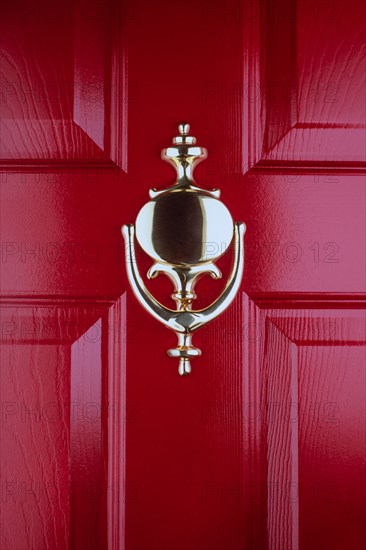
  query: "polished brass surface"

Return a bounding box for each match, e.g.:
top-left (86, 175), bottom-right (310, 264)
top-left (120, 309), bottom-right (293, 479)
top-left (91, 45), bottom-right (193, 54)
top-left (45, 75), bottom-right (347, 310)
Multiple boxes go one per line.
top-left (136, 191), bottom-right (233, 266)
top-left (122, 123), bottom-right (246, 375)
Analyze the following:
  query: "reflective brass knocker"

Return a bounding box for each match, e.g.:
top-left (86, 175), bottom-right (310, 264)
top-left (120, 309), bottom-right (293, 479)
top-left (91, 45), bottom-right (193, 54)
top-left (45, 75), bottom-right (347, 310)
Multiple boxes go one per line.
top-left (122, 123), bottom-right (246, 375)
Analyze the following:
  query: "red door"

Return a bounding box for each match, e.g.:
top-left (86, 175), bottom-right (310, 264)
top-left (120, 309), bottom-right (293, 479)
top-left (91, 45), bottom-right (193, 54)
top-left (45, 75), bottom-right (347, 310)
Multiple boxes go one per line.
top-left (1, 1), bottom-right (365, 549)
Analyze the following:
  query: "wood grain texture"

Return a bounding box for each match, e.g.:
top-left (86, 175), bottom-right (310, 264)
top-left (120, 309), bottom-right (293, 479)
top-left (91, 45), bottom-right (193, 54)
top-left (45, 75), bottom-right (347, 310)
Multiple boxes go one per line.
top-left (0, 0), bottom-right (124, 165)
top-left (1, 343), bottom-right (71, 549)
top-left (244, 0), bottom-right (366, 170)
top-left (243, 295), bottom-right (366, 550)
top-left (0, 299), bottom-right (125, 550)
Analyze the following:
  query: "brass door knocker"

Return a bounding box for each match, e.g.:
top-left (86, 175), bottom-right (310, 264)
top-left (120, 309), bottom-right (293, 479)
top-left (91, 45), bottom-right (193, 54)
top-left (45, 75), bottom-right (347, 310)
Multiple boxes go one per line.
top-left (122, 123), bottom-right (246, 375)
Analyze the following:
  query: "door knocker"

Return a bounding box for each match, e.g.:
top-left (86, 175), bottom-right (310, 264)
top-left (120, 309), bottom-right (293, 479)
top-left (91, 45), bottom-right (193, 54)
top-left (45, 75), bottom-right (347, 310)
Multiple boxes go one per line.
top-left (122, 123), bottom-right (246, 375)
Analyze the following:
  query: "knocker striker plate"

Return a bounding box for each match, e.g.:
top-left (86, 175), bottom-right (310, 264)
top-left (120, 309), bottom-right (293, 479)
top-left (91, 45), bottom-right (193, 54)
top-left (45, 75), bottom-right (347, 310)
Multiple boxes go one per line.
top-left (122, 123), bottom-right (246, 375)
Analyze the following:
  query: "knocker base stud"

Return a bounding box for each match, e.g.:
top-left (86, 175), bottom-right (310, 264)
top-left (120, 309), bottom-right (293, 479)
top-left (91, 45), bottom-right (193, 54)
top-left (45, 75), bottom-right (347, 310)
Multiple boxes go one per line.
top-left (167, 334), bottom-right (201, 376)
top-left (122, 123), bottom-right (246, 375)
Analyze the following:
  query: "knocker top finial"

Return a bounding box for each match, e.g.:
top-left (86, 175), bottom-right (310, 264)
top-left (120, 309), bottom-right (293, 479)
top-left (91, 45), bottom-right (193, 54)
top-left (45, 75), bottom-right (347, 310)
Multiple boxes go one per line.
top-left (173, 122), bottom-right (196, 144)
top-left (161, 123), bottom-right (207, 186)
top-left (178, 122), bottom-right (189, 134)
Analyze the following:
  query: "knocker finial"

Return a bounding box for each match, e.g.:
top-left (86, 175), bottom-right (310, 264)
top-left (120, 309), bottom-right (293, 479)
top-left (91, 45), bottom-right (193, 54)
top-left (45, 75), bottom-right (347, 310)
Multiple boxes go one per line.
top-left (177, 122), bottom-right (190, 136)
top-left (122, 123), bottom-right (246, 375)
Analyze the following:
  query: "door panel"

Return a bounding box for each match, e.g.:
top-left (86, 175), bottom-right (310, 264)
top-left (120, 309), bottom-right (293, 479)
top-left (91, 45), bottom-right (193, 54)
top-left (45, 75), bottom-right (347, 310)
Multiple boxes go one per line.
top-left (243, 297), bottom-right (366, 550)
top-left (1, 343), bottom-right (71, 549)
top-left (1, 0), bottom-right (365, 549)
top-left (0, 0), bottom-right (123, 165)
top-left (246, 0), bottom-right (366, 167)
top-left (0, 300), bottom-right (125, 549)
top-left (266, 0), bottom-right (365, 163)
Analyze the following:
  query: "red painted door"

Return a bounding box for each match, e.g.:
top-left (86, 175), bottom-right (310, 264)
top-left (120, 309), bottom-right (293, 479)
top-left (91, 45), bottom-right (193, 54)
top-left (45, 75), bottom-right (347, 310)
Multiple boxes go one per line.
top-left (1, 1), bottom-right (365, 549)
